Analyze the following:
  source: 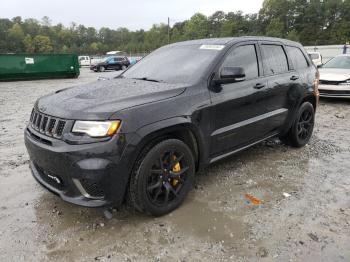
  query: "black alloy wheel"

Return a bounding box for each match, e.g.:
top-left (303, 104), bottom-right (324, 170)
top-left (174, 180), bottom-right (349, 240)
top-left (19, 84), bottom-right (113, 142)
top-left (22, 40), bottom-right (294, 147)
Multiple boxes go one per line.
top-left (146, 150), bottom-right (189, 206)
top-left (128, 139), bottom-right (195, 216)
top-left (282, 102), bottom-right (315, 147)
top-left (297, 108), bottom-right (314, 141)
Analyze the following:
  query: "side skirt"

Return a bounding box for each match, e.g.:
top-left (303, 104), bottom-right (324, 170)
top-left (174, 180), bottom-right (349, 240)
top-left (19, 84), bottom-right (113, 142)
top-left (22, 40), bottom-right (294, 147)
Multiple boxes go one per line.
top-left (209, 133), bottom-right (279, 164)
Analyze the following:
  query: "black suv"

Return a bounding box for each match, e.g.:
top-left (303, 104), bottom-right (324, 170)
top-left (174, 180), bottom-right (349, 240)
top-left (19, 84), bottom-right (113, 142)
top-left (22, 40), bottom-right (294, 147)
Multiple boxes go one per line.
top-left (25, 37), bottom-right (319, 216)
top-left (90, 56), bottom-right (130, 72)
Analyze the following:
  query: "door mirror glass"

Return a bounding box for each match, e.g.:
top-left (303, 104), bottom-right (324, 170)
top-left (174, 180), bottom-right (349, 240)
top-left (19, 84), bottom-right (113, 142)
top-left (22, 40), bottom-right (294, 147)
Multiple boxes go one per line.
top-left (217, 66), bottom-right (245, 84)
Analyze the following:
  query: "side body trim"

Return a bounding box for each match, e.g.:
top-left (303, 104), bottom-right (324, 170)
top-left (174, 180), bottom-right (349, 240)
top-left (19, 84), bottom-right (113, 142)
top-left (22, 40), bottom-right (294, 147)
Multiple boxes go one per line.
top-left (211, 108), bottom-right (288, 137)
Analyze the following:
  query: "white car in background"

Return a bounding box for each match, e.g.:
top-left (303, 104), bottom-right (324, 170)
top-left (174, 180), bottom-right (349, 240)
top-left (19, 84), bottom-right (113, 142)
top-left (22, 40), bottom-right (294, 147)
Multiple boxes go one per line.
top-left (78, 56), bottom-right (91, 67)
top-left (308, 52), bottom-right (323, 67)
top-left (318, 54), bottom-right (350, 98)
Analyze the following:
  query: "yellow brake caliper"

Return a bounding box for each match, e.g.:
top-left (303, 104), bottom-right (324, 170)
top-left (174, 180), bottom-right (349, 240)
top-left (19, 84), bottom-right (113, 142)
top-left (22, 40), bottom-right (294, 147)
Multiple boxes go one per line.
top-left (171, 156), bottom-right (181, 186)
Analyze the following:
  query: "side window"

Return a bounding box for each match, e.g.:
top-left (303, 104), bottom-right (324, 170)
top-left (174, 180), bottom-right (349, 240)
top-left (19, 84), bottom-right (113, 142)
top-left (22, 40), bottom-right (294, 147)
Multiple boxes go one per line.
top-left (286, 46), bottom-right (309, 69)
top-left (261, 45), bottom-right (288, 75)
top-left (222, 44), bottom-right (259, 80)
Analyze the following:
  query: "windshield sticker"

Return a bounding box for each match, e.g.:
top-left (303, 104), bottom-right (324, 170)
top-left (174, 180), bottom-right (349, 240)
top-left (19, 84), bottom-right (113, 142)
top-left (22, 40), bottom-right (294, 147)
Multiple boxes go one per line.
top-left (200, 45), bottom-right (225, 51)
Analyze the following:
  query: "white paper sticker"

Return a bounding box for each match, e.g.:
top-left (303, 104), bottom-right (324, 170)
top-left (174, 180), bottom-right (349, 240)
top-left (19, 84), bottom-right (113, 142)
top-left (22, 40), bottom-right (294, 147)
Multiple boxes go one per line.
top-left (25, 57), bottom-right (34, 64)
top-left (200, 44), bottom-right (225, 51)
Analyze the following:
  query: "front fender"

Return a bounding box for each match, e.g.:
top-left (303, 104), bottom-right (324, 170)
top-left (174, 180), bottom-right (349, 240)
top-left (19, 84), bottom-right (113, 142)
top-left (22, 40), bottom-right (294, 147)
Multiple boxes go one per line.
top-left (123, 116), bottom-right (208, 172)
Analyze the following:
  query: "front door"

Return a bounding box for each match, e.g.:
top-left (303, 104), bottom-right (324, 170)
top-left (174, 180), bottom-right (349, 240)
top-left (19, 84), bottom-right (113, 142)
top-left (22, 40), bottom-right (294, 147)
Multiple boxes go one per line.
top-left (209, 42), bottom-right (269, 157)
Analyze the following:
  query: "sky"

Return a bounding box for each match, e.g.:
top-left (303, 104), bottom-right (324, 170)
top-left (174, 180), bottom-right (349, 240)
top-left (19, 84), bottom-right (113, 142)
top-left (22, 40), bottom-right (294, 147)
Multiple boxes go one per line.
top-left (0, 0), bottom-right (264, 30)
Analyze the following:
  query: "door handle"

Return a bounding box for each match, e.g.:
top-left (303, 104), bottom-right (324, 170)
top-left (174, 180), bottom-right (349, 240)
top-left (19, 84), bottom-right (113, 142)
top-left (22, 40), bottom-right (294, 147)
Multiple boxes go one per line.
top-left (254, 83), bottom-right (265, 89)
top-left (290, 75), bottom-right (299, 81)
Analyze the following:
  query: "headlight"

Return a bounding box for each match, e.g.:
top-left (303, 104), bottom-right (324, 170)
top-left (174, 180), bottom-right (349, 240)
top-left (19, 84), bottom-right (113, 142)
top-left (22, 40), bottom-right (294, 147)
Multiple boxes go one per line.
top-left (72, 120), bottom-right (121, 137)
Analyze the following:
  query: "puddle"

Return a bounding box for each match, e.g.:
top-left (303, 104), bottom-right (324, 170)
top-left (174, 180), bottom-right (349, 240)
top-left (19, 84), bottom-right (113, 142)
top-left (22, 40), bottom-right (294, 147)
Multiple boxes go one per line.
top-left (167, 197), bottom-right (246, 245)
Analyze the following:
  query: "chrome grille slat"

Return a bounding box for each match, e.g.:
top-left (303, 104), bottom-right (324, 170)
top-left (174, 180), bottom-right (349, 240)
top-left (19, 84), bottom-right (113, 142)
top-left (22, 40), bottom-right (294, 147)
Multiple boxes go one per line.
top-left (51, 119), bottom-right (59, 136)
top-left (36, 114), bottom-right (42, 129)
top-left (41, 116), bottom-right (48, 131)
top-left (32, 113), bottom-right (38, 128)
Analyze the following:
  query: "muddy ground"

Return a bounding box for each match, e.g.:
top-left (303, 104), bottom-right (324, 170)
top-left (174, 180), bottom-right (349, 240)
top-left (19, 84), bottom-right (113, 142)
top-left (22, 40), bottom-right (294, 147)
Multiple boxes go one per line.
top-left (0, 68), bottom-right (349, 262)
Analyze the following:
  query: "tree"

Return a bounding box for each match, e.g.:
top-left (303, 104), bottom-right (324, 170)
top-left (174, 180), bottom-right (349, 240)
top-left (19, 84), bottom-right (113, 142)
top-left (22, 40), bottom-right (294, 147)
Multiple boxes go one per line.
top-left (208, 11), bottom-right (226, 37)
top-left (265, 18), bottom-right (284, 37)
top-left (8, 23), bottom-right (25, 52)
top-left (33, 35), bottom-right (53, 53)
top-left (184, 13), bottom-right (209, 39)
top-left (220, 20), bottom-right (237, 37)
top-left (23, 35), bottom-right (34, 53)
top-left (1, 4), bottom-right (350, 55)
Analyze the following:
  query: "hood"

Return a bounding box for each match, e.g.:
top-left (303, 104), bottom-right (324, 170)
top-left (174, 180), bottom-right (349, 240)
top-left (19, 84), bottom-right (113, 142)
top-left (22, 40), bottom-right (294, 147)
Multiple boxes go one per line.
top-left (36, 78), bottom-right (186, 120)
top-left (319, 68), bottom-right (350, 82)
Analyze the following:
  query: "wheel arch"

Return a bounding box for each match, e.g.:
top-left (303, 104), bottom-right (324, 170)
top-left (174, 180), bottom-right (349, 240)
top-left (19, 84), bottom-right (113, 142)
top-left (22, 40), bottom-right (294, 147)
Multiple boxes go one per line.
top-left (301, 94), bottom-right (317, 111)
top-left (133, 118), bottom-right (206, 172)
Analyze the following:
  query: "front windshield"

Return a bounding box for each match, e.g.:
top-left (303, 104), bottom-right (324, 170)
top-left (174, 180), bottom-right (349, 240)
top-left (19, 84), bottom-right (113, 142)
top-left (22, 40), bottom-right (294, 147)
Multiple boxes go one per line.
top-left (323, 56), bottom-right (350, 69)
top-left (122, 44), bottom-right (223, 84)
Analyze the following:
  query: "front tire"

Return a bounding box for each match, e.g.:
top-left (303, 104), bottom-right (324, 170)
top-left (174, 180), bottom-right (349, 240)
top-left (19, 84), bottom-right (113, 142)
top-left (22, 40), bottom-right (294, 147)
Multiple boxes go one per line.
top-left (282, 102), bottom-right (315, 147)
top-left (99, 66), bottom-right (105, 72)
top-left (128, 139), bottom-right (195, 216)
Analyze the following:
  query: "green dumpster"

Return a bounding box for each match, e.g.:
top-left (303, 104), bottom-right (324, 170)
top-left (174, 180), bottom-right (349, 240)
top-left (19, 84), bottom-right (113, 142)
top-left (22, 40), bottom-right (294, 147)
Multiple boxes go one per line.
top-left (0, 54), bottom-right (80, 81)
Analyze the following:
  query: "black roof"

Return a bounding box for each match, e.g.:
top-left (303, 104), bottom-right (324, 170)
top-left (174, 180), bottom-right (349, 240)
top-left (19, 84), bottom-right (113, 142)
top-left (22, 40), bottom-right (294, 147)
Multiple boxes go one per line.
top-left (170, 36), bottom-right (302, 47)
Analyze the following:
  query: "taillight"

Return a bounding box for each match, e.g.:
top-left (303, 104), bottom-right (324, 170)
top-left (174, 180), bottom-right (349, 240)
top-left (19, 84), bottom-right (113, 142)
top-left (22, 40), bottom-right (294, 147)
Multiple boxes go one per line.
top-left (313, 70), bottom-right (320, 105)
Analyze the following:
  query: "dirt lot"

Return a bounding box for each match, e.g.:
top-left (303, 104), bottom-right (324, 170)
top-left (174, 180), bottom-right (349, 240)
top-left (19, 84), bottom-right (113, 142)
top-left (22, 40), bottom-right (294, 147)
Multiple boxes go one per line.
top-left (0, 68), bottom-right (349, 261)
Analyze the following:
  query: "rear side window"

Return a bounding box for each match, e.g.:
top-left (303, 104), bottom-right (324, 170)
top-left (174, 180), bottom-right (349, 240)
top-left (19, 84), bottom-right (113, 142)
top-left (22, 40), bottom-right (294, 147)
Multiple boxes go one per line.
top-left (287, 46), bottom-right (309, 69)
top-left (222, 44), bottom-right (259, 80)
top-left (261, 45), bottom-right (288, 75)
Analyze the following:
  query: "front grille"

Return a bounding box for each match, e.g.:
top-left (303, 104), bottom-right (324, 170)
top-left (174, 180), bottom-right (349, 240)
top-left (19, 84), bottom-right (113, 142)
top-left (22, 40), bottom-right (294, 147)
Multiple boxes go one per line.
top-left (35, 164), bottom-right (65, 190)
top-left (80, 179), bottom-right (105, 198)
top-left (29, 109), bottom-right (66, 139)
top-left (319, 90), bottom-right (350, 95)
top-left (319, 80), bottom-right (341, 85)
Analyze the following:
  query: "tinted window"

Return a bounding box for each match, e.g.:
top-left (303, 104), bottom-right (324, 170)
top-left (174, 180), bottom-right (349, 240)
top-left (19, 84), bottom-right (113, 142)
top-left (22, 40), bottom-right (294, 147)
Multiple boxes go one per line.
top-left (287, 46), bottom-right (309, 69)
top-left (261, 45), bottom-right (288, 75)
top-left (222, 45), bottom-right (259, 80)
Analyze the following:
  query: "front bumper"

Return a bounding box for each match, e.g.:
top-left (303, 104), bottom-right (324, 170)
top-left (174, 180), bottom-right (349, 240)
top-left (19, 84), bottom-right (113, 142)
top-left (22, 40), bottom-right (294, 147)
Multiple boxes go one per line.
top-left (318, 84), bottom-right (350, 98)
top-left (24, 126), bottom-right (135, 207)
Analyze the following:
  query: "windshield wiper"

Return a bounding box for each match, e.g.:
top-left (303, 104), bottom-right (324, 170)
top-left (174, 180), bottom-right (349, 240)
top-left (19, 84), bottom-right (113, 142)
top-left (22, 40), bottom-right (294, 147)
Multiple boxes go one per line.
top-left (132, 77), bottom-right (163, 83)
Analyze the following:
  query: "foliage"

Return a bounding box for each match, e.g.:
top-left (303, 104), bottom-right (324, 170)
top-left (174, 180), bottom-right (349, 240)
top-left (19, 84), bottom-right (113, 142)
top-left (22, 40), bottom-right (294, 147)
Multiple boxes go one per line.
top-left (0, 1), bottom-right (350, 54)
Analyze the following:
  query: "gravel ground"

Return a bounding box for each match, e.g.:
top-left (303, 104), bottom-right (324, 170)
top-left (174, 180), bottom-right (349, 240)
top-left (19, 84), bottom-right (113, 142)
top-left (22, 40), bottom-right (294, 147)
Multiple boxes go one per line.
top-left (0, 68), bottom-right (349, 261)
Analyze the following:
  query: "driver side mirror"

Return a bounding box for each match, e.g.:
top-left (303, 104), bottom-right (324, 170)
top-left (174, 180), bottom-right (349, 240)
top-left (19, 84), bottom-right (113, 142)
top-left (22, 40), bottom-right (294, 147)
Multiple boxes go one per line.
top-left (214, 67), bottom-right (246, 85)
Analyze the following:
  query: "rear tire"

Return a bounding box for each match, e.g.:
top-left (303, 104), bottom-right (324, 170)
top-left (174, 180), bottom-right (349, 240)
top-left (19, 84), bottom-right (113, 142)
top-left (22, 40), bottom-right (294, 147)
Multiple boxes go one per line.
top-left (121, 65), bottom-right (127, 70)
top-left (127, 139), bottom-right (195, 216)
top-left (281, 102), bottom-right (315, 148)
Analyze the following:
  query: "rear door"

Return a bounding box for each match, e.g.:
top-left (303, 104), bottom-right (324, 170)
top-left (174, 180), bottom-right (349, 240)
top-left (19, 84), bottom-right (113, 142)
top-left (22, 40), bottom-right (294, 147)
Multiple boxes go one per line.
top-left (209, 41), bottom-right (269, 156)
top-left (257, 42), bottom-right (295, 133)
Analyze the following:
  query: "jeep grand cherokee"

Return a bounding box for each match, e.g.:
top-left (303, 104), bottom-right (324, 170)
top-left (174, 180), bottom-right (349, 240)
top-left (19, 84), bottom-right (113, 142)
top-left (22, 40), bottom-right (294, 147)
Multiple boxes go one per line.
top-left (25, 37), bottom-right (319, 216)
